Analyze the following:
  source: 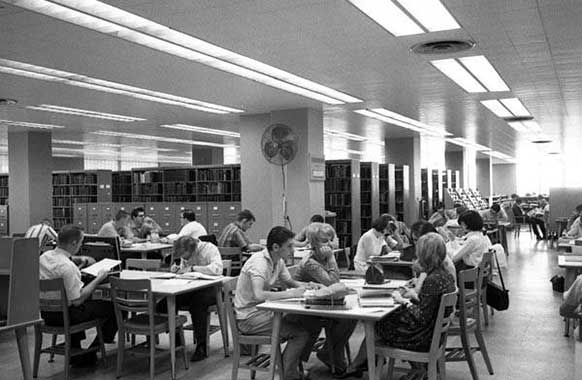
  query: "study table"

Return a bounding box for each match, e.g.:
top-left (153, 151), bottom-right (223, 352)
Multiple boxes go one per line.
top-left (558, 255), bottom-right (582, 288)
top-left (101, 270), bottom-right (227, 379)
top-left (257, 278), bottom-right (398, 380)
top-left (121, 242), bottom-right (174, 260)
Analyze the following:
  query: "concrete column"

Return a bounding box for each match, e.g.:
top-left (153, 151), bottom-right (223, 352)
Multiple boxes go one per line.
top-left (239, 108), bottom-right (324, 241)
top-left (464, 148), bottom-right (477, 189)
top-left (385, 136), bottom-right (421, 224)
top-left (192, 146), bottom-right (224, 165)
top-left (8, 130), bottom-right (53, 234)
top-left (476, 157), bottom-right (492, 199)
top-left (445, 150), bottom-right (464, 186)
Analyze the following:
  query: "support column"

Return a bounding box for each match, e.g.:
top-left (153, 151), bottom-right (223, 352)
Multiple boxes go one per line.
top-left (464, 148), bottom-right (477, 189)
top-left (192, 146), bottom-right (224, 165)
top-left (476, 157), bottom-right (492, 199)
top-left (445, 150), bottom-right (464, 187)
top-left (8, 130), bottom-right (53, 234)
top-left (385, 136), bottom-right (421, 224)
top-left (239, 108), bottom-right (324, 241)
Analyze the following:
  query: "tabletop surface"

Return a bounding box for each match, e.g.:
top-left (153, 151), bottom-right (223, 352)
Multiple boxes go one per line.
top-left (116, 270), bottom-right (224, 295)
top-left (558, 255), bottom-right (582, 267)
top-left (120, 242), bottom-right (174, 252)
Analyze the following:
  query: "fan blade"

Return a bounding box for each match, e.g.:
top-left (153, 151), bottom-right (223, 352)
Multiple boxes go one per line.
top-left (263, 141), bottom-right (280, 158)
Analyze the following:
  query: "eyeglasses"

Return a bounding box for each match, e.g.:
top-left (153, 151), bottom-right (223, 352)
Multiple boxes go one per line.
top-left (137, 214), bottom-right (145, 217)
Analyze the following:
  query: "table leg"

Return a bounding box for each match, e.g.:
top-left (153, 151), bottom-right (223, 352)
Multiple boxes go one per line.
top-left (214, 284), bottom-right (229, 357)
top-left (364, 321), bottom-right (377, 380)
top-left (168, 295), bottom-right (177, 380)
top-left (267, 312), bottom-right (282, 380)
top-left (15, 327), bottom-right (32, 380)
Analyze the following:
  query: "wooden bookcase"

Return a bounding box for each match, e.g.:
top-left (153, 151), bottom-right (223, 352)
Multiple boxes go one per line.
top-left (390, 164), bottom-right (409, 222)
top-left (132, 168), bottom-right (164, 203)
top-left (0, 175), bottom-right (7, 206)
top-left (379, 164), bottom-right (390, 214)
top-left (360, 162), bottom-right (379, 234)
top-left (112, 171), bottom-right (132, 202)
top-left (421, 169), bottom-right (429, 220)
top-left (325, 160), bottom-right (361, 249)
top-left (431, 169), bottom-right (443, 213)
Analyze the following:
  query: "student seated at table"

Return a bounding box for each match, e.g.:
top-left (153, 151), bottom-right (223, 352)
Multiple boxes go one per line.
top-left (353, 215), bottom-right (403, 274)
top-left (98, 210), bottom-right (131, 240)
top-left (451, 210), bottom-right (491, 273)
top-left (234, 226), bottom-right (322, 380)
top-left (294, 214), bottom-right (339, 249)
top-left (217, 209), bottom-right (263, 252)
top-left (343, 233), bottom-right (456, 378)
top-left (527, 199), bottom-right (549, 240)
top-left (428, 202), bottom-right (448, 227)
top-left (25, 217), bottom-right (58, 252)
top-left (39, 225), bottom-right (118, 366)
top-left (177, 209), bottom-right (208, 239)
top-left (566, 206), bottom-right (582, 239)
top-left (566, 204), bottom-right (582, 231)
top-left (126, 207), bottom-right (162, 241)
top-left (480, 203), bottom-right (509, 225)
top-left (156, 236), bottom-right (222, 361)
top-left (293, 223), bottom-right (356, 376)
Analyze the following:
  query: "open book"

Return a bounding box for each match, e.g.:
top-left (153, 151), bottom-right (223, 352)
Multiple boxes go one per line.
top-left (81, 258), bottom-right (122, 277)
top-left (177, 272), bottom-right (222, 280)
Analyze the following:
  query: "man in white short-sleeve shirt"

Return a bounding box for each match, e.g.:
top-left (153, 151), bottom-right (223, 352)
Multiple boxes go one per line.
top-left (234, 226), bottom-right (323, 380)
top-left (354, 215), bottom-right (401, 274)
top-left (177, 209), bottom-right (207, 239)
top-left (39, 225), bottom-right (118, 365)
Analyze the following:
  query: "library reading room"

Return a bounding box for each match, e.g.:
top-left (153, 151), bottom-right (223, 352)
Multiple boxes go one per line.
top-left (1, 1), bottom-right (581, 380)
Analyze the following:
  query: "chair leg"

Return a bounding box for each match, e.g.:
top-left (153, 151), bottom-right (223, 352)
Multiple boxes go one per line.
top-left (179, 327), bottom-right (189, 370)
top-left (231, 343), bottom-right (241, 380)
top-left (481, 297), bottom-right (489, 326)
top-left (565, 318), bottom-right (570, 337)
top-left (49, 334), bottom-right (57, 362)
top-left (345, 343), bottom-right (352, 366)
top-left (64, 332), bottom-right (71, 380)
top-left (276, 345), bottom-right (285, 380)
top-left (460, 329), bottom-right (479, 380)
top-left (578, 318), bottom-right (582, 341)
top-left (96, 323), bottom-right (107, 363)
top-left (438, 355), bottom-right (446, 380)
top-left (116, 329), bottom-right (125, 379)
top-left (33, 326), bottom-right (42, 378)
top-left (387, 357), bottom-right (395, 380)
top-left (216, 307), bottom-right (230, 357)
top-left (150, 332), bottom-right (156, 380)
top-left (427, 360), bottom-right (438, 380)
top-left (474, 329), bottom-right (494, 375)
top-left (250, 345), bottom-right (258, 380)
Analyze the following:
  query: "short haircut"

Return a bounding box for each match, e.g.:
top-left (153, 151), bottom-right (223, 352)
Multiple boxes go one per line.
top-left (131, 207), bottom-right (145, 219)
top-left (491, 203), bottom-right (501, 213)
top-left (455, 205), bottom-right (468, 217)
top-left (516, 197), bottom-right (522, 204)
top-left (173, 236), bottom-right (198, 258)
top-left (237, 209), bottom-right (256, 222)
top-left (372, 215), bottom-right (390, 232)
top-left (458, 210), bottom-right (483, 231)
top-left (415, 232), bottom-right (446, 273)
top-left (310, 214), bottom-right (325, 223)
top-left (510, 193), bottom-right (518, 199)
top-left (576, 204), bottom-right (582, 213)
top-left (306, 222), bottom-right (335, 247)
top-left (115, 210), bottom-right (129, 221)
top-left (57, 224), bottom-right (84, 245)
top-left (266, 226), bottom-right (295, 251)
top-left (410, 220), bottom-right (437, 239)
top-left (181, 209), bottom-right (196, 222)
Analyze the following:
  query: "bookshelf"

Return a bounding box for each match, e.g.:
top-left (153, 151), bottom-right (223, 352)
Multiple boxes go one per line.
top-left (451, 170), bottom-right (459, 189)
top-left (0, 175), bottom-right (7, 205)
top-left (360, 162), bottom-right (379, 234)
top-left (112, 171), bottom-right (132, 202)
top-left (389, 164), bottom-right (409, 222)
top-left (132, 168), bottom-right (164, 203)
top-left (325, 160), bottom-right (361, 249)
top-left (420, 169), bottom-right (429, 220)
top-left (431, 169), bottom-right (442, 213)
top-left (379, 164), bottom-right (390, 214)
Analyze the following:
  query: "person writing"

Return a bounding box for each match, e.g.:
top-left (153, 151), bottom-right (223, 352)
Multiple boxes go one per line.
top-left (217, 209), bottom-right (263, 252)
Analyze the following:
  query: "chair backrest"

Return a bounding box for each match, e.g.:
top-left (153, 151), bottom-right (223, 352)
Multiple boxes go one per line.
top-left (218, 247), bottom-right (243, 270)
top-left (478, 250), bottom-right (493, 292)
top-left (429, 291), bottom-right (458, 355)
top-left (222, 277), bottom-right (240, 345)
top-left (199, 234), bottom-right (218, 246)
top-left (457, 267), bottom-right (480, 323)
top-left (39, 278), bottom-right (70, 327)
top-left (110, 277), bottom-right (155, 334)
top-left (126, 258), bottom-right (162, 271)
top-left (222, 259), bottom-right (232, 276)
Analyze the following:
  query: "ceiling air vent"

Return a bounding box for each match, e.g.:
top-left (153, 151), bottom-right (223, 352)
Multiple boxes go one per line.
top-left (531, 139), bottom-right (552, 144)
top-left (411, 39), bottom-right (475, 55)
top-left (504, 116), bottom-right (534, 122)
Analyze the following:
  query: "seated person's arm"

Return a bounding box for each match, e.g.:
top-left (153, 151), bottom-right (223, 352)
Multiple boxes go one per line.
top-left (279, 263), bottom-right (323, 289)
top-left (302, 250), bottom-right (340, 286)
top-left (70, 255), bottom-right (96, 269)
top-left (451, 237), bottom-right (475, 263)
top-left (293, 227), bottom-right (309, 247)
top-left (566, 219), bottom-right (581, 237)
top-left (71, 270), bottom-right (109, 307)
top-left (251, 276), bottom-right (305, 302)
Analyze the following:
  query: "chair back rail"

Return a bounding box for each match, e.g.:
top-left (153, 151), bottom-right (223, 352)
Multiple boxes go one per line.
top-left (458, 267), bottom-right (481, 323)
top-left (109, 278), bottom-right (155, 328)
top-left (222, 259), bottom-right (232, 276)
top-left (39, 278), bottom-right (70, 327)
top-left (222, 277), bottom-right (240, 346)
top-left (430, 291), bottom-right (458, 355)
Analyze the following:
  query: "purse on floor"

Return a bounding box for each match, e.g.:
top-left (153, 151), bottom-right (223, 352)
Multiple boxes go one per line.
top-left (486, 252), bottom-right (509, 311)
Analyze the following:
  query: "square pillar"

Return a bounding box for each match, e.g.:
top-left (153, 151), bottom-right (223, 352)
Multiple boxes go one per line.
top-left (8, 130), bottom-right (53, 234)
top-left (476, 157), bottom-right (492, 198)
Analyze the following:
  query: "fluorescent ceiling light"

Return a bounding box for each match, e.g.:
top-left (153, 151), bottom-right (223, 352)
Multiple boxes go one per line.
top-left (431, 59), bottom-right (486, 93)
top-left (53, 154), bottom-right (78, 158)
top-left (507, 122), bottom-right (527, 133)
top-left (355, 108), bottom-right (450, 137)
top-left (458, 56), bottom-right (510, 92)
top-left (500, 98), bottom-right (530, 117)
top-left (347, 0), bottom-right (424, 36)
top-left (396, 0), bottom-right (460, 32)
top-left (28, 104), bottom-right (145, 122)
top-left (445, 137), bottom-right (491, 151)
top-left (482, 150), bottom-right (513, 160)
top-left (91, 130), bottom-right (237, 148)
top-left (160, 124), bottom-right (240, 138)
top-left (0, 119), bottom-right (65, 129)
top-left (0, 59), bottom-right (242, 114)
top-left (5, 0), bottom-right (360, 105)
top-left (480, 100), bottom-right (513, 118)
top-left (324, 128), bottom-right (367, 142)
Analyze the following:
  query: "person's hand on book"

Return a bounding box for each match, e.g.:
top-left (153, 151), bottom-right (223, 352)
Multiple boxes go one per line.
top-left (96, 269), bottom-right (109, 283)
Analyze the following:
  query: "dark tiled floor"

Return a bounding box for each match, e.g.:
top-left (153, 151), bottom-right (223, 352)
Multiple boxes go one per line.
top-left (1, 232), bottom-right (579, 379)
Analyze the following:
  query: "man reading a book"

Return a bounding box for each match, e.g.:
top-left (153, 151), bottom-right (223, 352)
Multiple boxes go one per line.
top-left (158, 236), bottom-right (223, 362)
top-left (39, 224), bottom-right (118, 366)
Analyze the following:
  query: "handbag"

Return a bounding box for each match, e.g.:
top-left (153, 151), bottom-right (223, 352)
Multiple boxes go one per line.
top-left (365, 263), bottom-right (385, 285)
top-left (486, 252), bottom-right (509, 311)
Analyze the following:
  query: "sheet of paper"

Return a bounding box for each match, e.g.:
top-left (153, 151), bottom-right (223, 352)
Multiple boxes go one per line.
top-left (81, 258), bottom-right (122, 277)
top-left (162, 279), bottom-right (193, 287)
top-left (363, 279), bottom-right (408, 289)
top-left (178, 272), bottom-right (222, 280)
top-left (341, 279), bottom-right (366, 288)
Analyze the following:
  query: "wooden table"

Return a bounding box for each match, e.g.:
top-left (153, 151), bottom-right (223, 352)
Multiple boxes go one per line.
top-left (113, 271), bottom-right (227, 378)
top-left (0, 319), bottom-right (44, 380)
top-left (121, 242), bottom-right (174, 259)
top-left (558, 255), bottom-right (582, 289)
top-left (257, 283), bottom-right (397, 380)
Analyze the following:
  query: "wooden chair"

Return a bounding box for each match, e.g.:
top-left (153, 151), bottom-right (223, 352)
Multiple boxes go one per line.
top-left (478, 251), bottom-right (494, 326)
top-left (375, 291), bottom-right (458, 380)
top-left (225, 277), bottom-right (284, 380)
top-left (33, 279), bottom-right (106, 380)
top-left (110, 277), bottom-right (188, 380)
top-left (219, 247), bottom-right (243, 275)
top-left (126, 258), bottom-right (162, 271)
top-left (445, 268), bottom-right (494, 380)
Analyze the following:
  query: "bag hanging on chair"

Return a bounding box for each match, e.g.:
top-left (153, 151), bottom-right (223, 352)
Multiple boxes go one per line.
top-left (486, 252), bottom-right (509, 311)
top-left (365, 263), bottom-right (385, 285)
